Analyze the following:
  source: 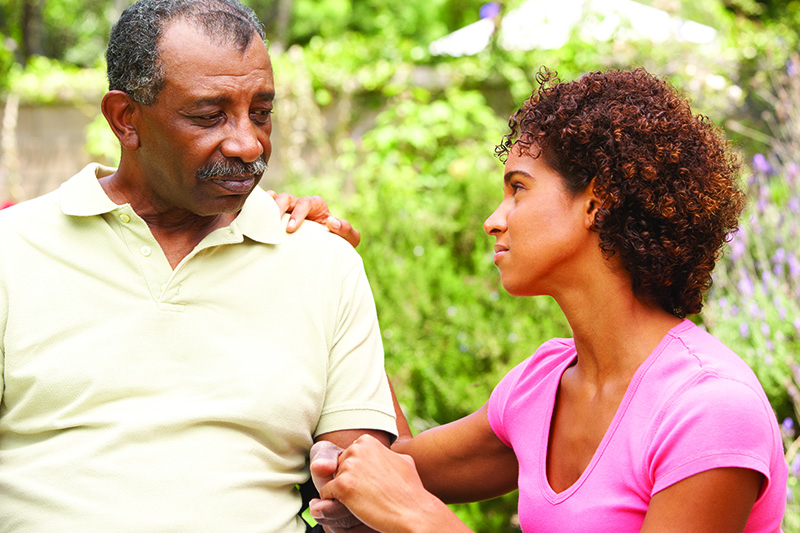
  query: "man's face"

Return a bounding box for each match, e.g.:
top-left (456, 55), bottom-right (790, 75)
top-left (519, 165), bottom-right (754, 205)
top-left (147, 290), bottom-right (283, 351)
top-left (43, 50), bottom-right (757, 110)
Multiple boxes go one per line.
top-left (134, 19), bottom-right (274, 217)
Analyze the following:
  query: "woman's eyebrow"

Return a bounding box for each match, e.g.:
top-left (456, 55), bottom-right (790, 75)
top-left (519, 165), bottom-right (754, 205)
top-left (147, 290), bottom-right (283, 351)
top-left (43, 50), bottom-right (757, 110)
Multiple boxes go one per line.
top-left (504, 170), bottom-right (533, 184)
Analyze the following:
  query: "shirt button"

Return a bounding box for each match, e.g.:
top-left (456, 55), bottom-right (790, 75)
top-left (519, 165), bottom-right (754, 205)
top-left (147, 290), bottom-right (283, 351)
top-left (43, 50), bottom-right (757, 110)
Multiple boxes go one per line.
top-left (140, 246), bottom-right (151, 257)
top-left (119, 213), bottom-right (131, 223)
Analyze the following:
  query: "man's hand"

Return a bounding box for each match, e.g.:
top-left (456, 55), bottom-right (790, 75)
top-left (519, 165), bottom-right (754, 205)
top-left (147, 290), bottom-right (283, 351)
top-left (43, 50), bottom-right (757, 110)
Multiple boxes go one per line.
top-left (314, 436), bottom-right (470, 533)
top-left (309, 441), bottom-right (375, 532)
top-left (267, 191), bottom-right (361, 248)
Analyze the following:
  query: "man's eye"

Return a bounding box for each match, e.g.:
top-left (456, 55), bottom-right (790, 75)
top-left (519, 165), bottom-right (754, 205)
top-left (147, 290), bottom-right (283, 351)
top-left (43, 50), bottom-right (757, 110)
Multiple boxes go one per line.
top-left (251, 110), bottom-right (273, 124)
top-left (511, 183), bottom-right (525, 194)
top-left (193, 113), bottom-right (223, 123)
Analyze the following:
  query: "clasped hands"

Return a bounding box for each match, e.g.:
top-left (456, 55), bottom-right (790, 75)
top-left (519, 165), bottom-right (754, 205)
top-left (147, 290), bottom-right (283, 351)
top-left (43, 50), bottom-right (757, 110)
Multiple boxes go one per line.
top-left (309, 436), bottom-right (431, 533)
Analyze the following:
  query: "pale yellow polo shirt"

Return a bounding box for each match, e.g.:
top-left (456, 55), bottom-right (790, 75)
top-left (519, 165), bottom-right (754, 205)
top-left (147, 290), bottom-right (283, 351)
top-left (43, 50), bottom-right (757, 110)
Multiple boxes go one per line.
top-left (0, 164), bottom-right (396, 532)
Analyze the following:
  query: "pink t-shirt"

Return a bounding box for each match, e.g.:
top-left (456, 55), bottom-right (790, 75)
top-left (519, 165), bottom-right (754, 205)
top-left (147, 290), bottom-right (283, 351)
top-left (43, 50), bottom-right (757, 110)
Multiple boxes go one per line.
top-left (488, 319), bottom-right (787, 532)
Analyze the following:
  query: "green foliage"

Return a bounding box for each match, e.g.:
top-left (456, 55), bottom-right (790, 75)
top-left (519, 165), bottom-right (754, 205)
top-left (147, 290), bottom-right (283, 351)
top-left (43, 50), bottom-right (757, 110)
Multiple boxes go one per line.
top-left (5, 55), bottom-right (106, 104)
top-left (282, 77), bottom-right (570, 531)
top-left (701, 58), bottom-right (800, 531)
top-left (3, 0), bottom-right (799, 529)
top-left (0, 33), bottom-right (14, 91)
top-left (85, 112), bottom-right (120, 166)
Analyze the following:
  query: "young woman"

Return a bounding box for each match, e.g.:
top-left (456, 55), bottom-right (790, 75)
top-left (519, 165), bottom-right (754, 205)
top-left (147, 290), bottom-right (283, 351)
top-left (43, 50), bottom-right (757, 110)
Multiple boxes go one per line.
top-left (306, 68), bottom-right (788, 532)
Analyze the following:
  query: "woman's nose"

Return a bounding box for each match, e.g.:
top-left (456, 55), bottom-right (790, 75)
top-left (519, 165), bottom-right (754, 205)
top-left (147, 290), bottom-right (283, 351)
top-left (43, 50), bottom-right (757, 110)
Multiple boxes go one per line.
top-left (484, 201), bottom-right (508, 235)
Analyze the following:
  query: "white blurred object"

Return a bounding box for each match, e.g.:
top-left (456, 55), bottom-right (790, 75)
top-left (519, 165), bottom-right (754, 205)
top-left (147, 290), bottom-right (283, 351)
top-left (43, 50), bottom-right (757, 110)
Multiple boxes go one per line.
top-left (429, 18), bottom-right (498, 57)
top-left (430, 0), bottom-right (718, 56)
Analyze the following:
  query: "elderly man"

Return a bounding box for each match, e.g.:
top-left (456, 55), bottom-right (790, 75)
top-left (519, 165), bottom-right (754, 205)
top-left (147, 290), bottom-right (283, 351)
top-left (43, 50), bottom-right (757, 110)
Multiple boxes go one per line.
top-left (0, 0), bottom-right (395, 531)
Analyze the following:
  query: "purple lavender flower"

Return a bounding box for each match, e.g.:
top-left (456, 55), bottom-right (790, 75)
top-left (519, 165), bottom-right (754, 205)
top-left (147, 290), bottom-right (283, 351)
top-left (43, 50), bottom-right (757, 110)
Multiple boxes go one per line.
top-left (730, 238), bottom-right (745, 261)
top-left (479, 2), bottom-right (501, 19)
top-left (739, 321), bottom-right (750, 339)
top-left (788, 162), bottom-right (799, 183)
top-left (752, 153), bottom-right (771, 174)
top-left (789, 254), bottom-right (800, 280)
top-left (783, 417), bottom-right (795, 436)
top-left (737, 275), bottom-right (754, 296)
top-left (789, 58), bottom-right (799, 78)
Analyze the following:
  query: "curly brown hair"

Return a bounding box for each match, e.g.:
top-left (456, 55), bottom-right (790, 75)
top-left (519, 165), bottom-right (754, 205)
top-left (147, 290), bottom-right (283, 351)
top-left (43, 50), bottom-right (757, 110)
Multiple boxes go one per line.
top-left (496, 68), bottom-right (745, 317)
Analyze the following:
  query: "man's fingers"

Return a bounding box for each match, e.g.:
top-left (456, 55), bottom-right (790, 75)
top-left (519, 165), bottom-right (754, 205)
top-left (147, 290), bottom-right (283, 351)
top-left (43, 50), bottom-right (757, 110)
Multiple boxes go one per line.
top-left (310, 440), bottom-right (343, 463)
top-left (309, 499), bottom-right (375, 532)
top-left (310, 440), bottom-right (343, 492)
top-left (326, 217), bottom-right (361, 248)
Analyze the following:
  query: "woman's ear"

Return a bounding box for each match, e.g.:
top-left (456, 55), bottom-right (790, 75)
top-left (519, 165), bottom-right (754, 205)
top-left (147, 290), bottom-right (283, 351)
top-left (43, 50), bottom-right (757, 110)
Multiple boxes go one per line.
top-left (101, 90), bottom-right (140, 151)
top-left (583, 178), bottom-right (601, 229)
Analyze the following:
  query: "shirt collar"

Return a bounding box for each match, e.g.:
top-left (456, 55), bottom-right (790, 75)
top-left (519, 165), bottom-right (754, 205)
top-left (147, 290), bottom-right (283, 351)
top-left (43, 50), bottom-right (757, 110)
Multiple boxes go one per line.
top-left (59, 163), bottom-right (285, 245)
top-left (59, 163), bottom-right (120, 216)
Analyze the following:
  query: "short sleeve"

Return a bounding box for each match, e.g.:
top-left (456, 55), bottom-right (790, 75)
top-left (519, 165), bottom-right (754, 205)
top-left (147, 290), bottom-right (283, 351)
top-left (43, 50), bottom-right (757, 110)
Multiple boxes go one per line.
top-left (488, 357), bottom-right (531, 448)
top-left (646, 372), bottom-right (778, 496)
top-left (315, 257), bottom-right (397, 439)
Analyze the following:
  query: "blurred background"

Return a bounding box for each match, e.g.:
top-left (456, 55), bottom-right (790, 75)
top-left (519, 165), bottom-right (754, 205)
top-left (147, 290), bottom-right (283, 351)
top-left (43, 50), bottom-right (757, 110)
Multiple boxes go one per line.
top-left (1, 0), bottom-right (799, 529)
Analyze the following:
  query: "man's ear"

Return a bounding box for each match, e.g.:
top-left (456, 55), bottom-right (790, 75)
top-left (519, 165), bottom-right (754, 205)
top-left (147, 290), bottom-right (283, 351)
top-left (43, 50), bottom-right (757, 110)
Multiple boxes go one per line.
top-left (101, 90), bottom-right (141, 151)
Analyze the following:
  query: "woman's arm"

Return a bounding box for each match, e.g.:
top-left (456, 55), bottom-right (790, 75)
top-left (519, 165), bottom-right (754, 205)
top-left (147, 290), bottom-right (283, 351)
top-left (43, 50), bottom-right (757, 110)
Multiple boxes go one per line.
top-left (641, 467), bottom-right (763, 532)
top-left (309, 400), bottom-right (518, 532)
top-left (391, 402), bottom-right (519, 503)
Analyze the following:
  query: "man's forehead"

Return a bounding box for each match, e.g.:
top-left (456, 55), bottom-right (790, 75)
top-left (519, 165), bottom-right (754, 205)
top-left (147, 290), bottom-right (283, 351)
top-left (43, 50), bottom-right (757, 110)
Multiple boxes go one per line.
top-left (159, 18), bottom-right (270, 66)
top-left (157, 19), bottom-right (272, 77)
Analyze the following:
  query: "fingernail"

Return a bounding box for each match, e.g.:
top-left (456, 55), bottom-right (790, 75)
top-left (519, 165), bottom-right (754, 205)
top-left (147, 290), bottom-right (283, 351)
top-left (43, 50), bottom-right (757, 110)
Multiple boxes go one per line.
top-left (287, 219), bottom-right (297, 231)
top-left (327, 217), bottom-right (341, 230)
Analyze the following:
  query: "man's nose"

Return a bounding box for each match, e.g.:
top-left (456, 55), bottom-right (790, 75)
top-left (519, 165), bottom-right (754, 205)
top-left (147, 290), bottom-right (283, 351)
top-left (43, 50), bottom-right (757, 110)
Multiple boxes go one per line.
top-left (221, 118), bottom-right (264, 163)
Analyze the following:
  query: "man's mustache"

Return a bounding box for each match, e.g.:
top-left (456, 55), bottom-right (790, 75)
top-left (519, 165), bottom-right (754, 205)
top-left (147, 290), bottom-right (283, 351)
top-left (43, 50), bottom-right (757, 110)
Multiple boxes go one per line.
top-left (196, 157), bottom-right (268, 180)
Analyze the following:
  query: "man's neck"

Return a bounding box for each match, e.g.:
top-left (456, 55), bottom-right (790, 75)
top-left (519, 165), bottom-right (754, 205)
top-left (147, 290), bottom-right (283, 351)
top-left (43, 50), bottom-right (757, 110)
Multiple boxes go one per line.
top-left (98, 171), bottom-right (237, 269)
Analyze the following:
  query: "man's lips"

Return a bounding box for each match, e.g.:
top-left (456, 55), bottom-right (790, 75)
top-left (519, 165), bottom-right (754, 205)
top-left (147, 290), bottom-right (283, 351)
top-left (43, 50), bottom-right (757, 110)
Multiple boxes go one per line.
top-left (207, 175), bottom-right (257, 194)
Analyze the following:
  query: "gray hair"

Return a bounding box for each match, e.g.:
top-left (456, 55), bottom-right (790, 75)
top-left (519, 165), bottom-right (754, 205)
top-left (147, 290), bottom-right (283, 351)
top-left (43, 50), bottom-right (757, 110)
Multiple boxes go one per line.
top-left (106, 0), bottom-right (265, 105)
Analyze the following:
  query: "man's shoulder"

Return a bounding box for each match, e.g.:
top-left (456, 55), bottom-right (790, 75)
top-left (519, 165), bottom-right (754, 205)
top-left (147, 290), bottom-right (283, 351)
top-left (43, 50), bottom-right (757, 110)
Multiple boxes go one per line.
top-left (0, 188), bottom-right (63, 229)
top-left (282, 220), bottom-right (364, 269)
top-left (0, 164), bottom-right (109, 228)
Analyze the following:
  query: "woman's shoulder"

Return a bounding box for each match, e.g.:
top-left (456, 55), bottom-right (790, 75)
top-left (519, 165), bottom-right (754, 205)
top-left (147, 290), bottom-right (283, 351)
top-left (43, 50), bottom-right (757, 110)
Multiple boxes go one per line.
top-left (656, 320), bottom-right (765, 394)
top-left (492, 337), bottom-right (576, 397)
top-left (516, 337), bottom-right (576, 374)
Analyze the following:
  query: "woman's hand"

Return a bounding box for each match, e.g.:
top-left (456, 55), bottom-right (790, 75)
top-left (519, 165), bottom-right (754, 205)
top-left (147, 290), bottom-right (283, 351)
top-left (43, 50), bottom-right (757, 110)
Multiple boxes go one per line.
top-left (311, 435), bottom-right (471, 533)
top-left (267, 190), bottom-right (360, 248)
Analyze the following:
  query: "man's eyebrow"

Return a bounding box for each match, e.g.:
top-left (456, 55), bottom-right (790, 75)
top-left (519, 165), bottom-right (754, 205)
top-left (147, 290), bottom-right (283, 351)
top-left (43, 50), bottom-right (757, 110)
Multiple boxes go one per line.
top-left (253, 91), bottom-right (275, 102)
top-left (191, 96), bottom-right (230, 107)
top-left (504, 170), bottom-right (533, 184)
top-left (190, 91), bottom-right (275, 107)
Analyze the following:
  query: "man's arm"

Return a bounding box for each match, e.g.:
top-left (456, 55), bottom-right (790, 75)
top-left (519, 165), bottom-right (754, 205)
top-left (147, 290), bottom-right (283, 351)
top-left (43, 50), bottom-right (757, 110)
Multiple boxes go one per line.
top-left (316, 429), bottom-right (391, 449)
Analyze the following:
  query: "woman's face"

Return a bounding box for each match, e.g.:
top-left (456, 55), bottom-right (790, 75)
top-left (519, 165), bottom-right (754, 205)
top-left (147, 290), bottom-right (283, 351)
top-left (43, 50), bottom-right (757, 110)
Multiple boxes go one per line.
top-left (483, 147), bottom-right (597, 297)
